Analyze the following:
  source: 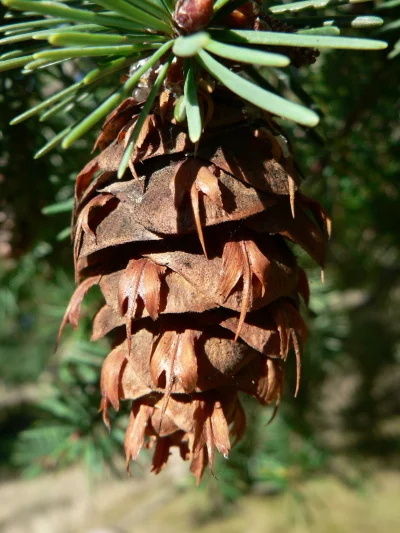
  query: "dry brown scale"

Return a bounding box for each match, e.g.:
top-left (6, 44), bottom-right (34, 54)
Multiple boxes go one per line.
top-left (57, 4), bottom-right (330, 484)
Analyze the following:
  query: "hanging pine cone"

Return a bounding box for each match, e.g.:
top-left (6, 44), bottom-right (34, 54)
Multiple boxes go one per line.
top-left (58, 82), bottom-right (330, 483)
top-left (0, 0), bottom-right (386, 486)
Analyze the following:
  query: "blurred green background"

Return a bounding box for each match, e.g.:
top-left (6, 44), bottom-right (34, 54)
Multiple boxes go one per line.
top-left (1, 1), bottom-right (400, 532)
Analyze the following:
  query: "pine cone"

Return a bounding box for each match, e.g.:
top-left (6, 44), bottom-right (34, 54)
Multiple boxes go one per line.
top-left (58, 87), bottom-right (329, 483)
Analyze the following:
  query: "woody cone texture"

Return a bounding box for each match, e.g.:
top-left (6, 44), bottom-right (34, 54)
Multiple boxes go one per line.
top-left (58, 74), bottom-right (330, 482)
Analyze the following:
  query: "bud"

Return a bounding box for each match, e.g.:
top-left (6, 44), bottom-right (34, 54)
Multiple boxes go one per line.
top-left (173, 0), bottom-right (214, 34)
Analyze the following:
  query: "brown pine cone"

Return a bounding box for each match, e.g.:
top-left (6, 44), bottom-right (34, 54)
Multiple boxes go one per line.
top-left (58, 87), bottom-right (329, 483)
